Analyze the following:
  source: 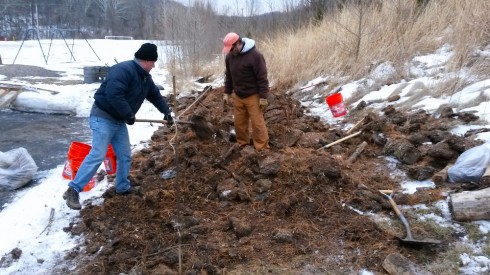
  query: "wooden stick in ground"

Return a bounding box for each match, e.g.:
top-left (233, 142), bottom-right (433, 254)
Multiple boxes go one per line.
top-left (38, 208), bottom-right (55, 237)
top-left (482, 163), bottom-right (490, 177)
top-left (432, 163), bottom-right (453, 185)
top-left (347, 141), bottom-right (367, 164)
top-left (346, 117), bottom-right (365, 134)
top-left (317, 131), bottom-right (362, 150)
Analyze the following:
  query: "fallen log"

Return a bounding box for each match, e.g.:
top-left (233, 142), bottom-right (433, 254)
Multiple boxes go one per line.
top-left (347, 141), bottom-right (367, 164)
top-left (450, 187), bottom-right (490, 221)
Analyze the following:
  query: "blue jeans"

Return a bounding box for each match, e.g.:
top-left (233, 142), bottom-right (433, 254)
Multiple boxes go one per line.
top-left (69, 115), bottom-right (132, 193)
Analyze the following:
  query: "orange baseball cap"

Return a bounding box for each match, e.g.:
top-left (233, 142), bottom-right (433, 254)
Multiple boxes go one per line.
top-left (222, 32), bottom-right (240, 54)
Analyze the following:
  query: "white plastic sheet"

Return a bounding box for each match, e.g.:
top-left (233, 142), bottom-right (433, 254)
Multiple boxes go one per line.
top-left (0, 148), bottom-right (38, 191)
top-left (448, 142), bottom-right (490, 183)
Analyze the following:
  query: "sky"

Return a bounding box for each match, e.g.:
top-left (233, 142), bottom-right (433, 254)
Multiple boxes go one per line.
top-left (174, 0), bottom-right (300, 16)
top-left (0, 39), bottom-right (490, 274)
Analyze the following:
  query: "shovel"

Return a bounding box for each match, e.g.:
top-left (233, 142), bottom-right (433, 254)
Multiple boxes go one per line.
top-left (379, 190), bottom-right (441, 246)
top-left (135, 115), bottom-right (215, 140)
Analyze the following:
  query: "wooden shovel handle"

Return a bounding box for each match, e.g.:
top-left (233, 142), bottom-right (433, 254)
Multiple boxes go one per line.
top-left (135, 118), bottom-right (167, 123)
top-left (135, 118), bottom-right (194, 125)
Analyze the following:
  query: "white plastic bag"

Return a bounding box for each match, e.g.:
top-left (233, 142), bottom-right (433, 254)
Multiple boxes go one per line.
top-left (0, 148), bottom-right (38, 191)
top-left (448, 142), bottom-right (490, 183)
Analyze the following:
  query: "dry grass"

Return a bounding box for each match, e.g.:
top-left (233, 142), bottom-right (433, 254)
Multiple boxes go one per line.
top-left (426, 242), bottom-right (472, 274)
top-left (255, 0), bottom-right (490, 92)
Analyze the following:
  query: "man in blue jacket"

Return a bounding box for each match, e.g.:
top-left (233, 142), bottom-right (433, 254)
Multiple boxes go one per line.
top-left (63, 43), bottom-right (173, 210)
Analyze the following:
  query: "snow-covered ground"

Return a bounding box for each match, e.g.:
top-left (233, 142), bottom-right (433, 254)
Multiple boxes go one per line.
top-left (0, 39), bottom-right (489, 274)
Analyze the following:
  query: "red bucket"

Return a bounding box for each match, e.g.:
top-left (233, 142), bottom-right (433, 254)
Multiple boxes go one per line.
top-left (104, 145), bottom-right (117, 175)
top-left (326, 92), bottom-right (347, 118)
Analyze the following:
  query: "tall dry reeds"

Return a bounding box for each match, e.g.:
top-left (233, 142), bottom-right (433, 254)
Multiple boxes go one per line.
top-left (258, 0), bottom-right (490, 90)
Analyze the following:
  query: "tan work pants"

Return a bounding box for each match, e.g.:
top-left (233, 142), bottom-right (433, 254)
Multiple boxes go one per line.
top-left (232, 93), bottom-right (269, 151)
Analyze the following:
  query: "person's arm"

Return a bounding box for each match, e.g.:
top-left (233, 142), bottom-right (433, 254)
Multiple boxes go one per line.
top-left (224, 56), bottom-right (233, 95)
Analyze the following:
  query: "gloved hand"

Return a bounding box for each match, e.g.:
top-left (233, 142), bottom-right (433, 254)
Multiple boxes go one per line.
top-left (259, 98), bottom-right (268, 112)
top-left (223, 94), bottom-right (229, 105)
top-left (164, 113), bottom-right (174, 126)
top-left (125, 115), bottom-right (135, 125)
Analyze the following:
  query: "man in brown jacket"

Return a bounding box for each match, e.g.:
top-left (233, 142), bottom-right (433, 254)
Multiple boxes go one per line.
top-left (222, 32), bottom-right (270, 151)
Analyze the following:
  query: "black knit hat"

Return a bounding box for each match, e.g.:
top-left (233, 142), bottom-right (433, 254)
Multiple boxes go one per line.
top-left (134, 43), bottom-right (158, 61)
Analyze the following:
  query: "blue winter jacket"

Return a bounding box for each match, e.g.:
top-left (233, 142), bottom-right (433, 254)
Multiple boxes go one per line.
top-left (93, 60), bottom-right (171, 121)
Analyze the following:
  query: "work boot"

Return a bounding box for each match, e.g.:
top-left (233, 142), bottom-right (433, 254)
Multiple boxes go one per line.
top-left (117, 186), bottom-right (141, 196)
top-left (63, 187), bottom-right (81, 210)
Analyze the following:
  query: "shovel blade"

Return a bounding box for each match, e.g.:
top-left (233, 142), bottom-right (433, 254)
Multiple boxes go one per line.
top-left (398, 236), bottom-right (441, 246)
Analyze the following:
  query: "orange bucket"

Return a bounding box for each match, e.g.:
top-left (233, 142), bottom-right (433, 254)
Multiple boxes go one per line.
top-left (62, 142), bottom-right (116, 191)
top-left (67, 141), bottom-right (92, 160)
top-left (104, 145), bottom-right (117, 175)
top-left (61, 141), bottom-right (96, 192)
top-left (326, 92), bottom-right (347, 118)
top-left (62, 142), bottom-right (92, 180)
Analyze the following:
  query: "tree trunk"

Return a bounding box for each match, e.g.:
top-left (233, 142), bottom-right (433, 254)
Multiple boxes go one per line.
top-left (450, 187), bottom-right (490, 221)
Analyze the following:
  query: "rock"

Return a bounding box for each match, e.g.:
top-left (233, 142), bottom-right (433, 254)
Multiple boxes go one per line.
top-left (254, 179), bottom-right (272, 193)
top-left (383, 253), bottom-right (433, 275)
top-left (384, 139), bottom-right (421, 164)
top-left (273, 229), bottom-right (294, 243)
top-left (407, 166), bottom-right (436, 180)
top-left (297, 132), bottom-right (329, 149)
top-left (387, 94), bottom-right (401, 102)
top-left (310, 156), bottom-right (341, 179)
top-left (229, 217), bottom-right (253, 238)
top-left (457, 112), bottom-right (478, 123)
top-left (427, 142), bottom-right (456, 160)
top-left (439, 106), bottom-right (454, 118)
top-left (258, 154), bottom-right (283, 175)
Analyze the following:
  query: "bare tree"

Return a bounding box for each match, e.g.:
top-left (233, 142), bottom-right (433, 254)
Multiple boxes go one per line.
top-left (93, 0), bottom-right (130, 35)
top-left (333, 0), bottom-right (381, 61)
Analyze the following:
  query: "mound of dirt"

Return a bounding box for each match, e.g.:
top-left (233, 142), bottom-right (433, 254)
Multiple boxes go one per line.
top-left (65, 87), bottom-right (482, 274)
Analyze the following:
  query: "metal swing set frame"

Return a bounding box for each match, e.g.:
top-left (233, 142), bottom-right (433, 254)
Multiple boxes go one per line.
top-left (12, 28), bottom-right (101, 65)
